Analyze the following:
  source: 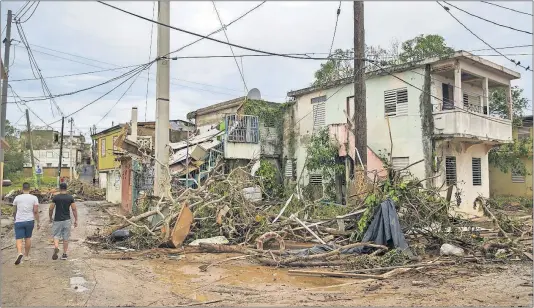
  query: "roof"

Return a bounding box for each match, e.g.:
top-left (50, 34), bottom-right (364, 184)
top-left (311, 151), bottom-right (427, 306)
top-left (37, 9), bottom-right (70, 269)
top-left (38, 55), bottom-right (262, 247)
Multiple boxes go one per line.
top-left (287, 51), bottom-right (522, 98)
top-left (91, 124), bottom-right (124, 138)
top-left (169, 128), bottom-right (224, 151)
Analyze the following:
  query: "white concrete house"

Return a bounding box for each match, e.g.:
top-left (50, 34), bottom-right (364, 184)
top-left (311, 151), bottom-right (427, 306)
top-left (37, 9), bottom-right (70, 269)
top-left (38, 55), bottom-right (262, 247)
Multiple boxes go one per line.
top-left (286, 51), bottom-right (520, 216)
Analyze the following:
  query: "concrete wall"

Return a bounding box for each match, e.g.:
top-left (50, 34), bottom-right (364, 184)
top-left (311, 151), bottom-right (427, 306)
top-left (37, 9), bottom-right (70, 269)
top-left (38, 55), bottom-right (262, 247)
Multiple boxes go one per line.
top-left (24, 148), bottom-right (80, 168)
top-left (438, 142), bottom-right (490, 216)
top-left (224, 142), bottom-right (261, 160)
top-left (293, 69), bottom-right (427, 185)
top-left (489, 157), bottom-right (533, 198)
top-left (195, 105), bottom-right (240, 127)
top-left (434, 110), bottom-right (512, 142)
top-left (95, 128), bottom-right (123, 171)
top-left (106, 170), bottom-right (122, 204)
top-left (98, 172), bottom-right (107, 189)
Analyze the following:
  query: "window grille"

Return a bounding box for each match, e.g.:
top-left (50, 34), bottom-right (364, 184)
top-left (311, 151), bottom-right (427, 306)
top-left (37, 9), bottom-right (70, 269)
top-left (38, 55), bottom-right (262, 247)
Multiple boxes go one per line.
top-left (472, 158), bottom-right (482, 186)
top-left (445, 156), bottom-right (457, 185)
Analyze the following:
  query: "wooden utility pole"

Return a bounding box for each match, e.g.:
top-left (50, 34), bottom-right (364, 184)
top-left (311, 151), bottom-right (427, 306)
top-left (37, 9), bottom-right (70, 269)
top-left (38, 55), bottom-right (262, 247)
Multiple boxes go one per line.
top-left (57, 117), bottom-right (65, 187)
top-left (0, 10), bottom-right (12, 198)
top-left (154, 0), bottom-right (171, 197)
top-left (25, 109), bottom-right (36, 187)
top-left (353, 1), bottom-right (367, 174)
top-left (68, 118), bottom-right (74, 180)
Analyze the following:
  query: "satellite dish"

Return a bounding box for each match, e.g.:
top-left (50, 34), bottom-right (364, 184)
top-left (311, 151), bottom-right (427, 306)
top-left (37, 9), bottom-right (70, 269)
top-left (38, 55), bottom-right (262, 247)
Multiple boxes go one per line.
top-left (247, 88), bottom-right (261, 100)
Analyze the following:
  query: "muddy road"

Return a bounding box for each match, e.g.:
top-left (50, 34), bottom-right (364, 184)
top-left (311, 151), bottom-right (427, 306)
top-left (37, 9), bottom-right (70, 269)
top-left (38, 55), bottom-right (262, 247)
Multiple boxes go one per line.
top-left (1, 202), bottom-right (532, 307)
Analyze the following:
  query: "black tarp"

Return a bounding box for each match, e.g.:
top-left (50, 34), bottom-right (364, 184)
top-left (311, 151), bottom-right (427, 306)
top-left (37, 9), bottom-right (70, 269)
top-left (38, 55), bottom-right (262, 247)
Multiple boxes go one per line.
top-left (287, 199), bottom-right (412, 257)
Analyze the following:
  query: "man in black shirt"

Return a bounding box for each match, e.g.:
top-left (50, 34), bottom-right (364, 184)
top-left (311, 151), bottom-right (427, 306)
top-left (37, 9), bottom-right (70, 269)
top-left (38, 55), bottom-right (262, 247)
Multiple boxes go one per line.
top-left (49, 183), bottom-right (78, 260)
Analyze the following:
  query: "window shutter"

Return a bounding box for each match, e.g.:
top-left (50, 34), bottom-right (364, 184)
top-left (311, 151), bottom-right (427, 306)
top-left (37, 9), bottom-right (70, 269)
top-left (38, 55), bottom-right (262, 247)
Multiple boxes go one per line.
top-left (313, 102), bottom-right (326, 130)
top-left (472, 158), bottom-right (482, 186)
top-left (445, 156), bottom-right (457, 185)
top-left (284, 159), bottom-right (293, 178)
top-left (309, 174), bottom-right (323, 185)
top-left (384, 88), bottom-right (408, 117)
top-left (392, 157), bottom-right (409, 170)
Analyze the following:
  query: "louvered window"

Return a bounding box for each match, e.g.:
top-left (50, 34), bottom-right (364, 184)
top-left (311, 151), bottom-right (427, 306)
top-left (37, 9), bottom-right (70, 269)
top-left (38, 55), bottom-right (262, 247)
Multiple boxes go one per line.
top-left (284, 159), bottom-right (295, 178)
top-left (511, 168), bottom-right (525, 183)
top-left (312, 95), bottom-right (326, 130)
top-left (518, 127), bottom-right (530, 141)
top-left (384, 88), bottom-right (408, 117)
top-left (472, 158), bottom-right (482, 186)
top-left (309, 174), bottom-right (323, 185)
top-left (392, 157), bottom-right (409, 170)
top-left (445, 156), bottom-right (457, 185)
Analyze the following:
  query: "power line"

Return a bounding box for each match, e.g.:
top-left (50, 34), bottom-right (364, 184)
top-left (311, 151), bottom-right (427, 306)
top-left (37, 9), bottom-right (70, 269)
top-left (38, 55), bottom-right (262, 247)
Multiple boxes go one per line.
top-left (480, 1), bottom-right (533, 17)
top-left (17, 1), bottom-right (40, 23)
top-left (437, 1), bottom-right (532, 72)
top-left (443, 1), bottom-right (532, 35)
top-left (473, 53), bottom-right (532, 57)
top-left (144, 1), bottom-right (156, 122)
top-left (8, 85), bottom-right (52, 128)
top-left (95, 67), bottom-right (145, 126)
top-left (468, 44), bottom-right (532, 52)
top-left (45, 62), bottom-right (154, 126)
top-left (9, 64), bottom-right (142, 82)
top-left (211, 1), bottom-right (248, 93)
top-left (97, 1), bottom-right (359, 61)
top-left (328, 1), bottom-right (342, 56)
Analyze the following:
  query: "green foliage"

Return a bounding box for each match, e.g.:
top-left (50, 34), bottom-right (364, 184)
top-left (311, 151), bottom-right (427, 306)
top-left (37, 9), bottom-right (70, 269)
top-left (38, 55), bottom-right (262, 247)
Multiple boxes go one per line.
top-left (490, 195), bottom-right (533, 210)
top-left (398, 34), bottom-right (454, 63)
top-left (256, 159), bottom-right (282, 198)
top-left (312, 34), bottom-right (454, 85)
top-left (4, 120), bottom-right (27, 179)
top-left (489, 137), bottom-right (532, 175)
top-left (305, 127), bottom-right (345, 201)
top-left (489, 86), bottom-right (530, 127)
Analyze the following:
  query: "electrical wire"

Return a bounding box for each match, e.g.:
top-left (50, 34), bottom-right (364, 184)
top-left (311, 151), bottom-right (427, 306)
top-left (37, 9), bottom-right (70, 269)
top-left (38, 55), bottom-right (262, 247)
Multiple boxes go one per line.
top-left (45, 62), bottom-right (154, 126)
top-left (17, 1), bottom-right (40, 23)
top-left (437, 1), bottom-right (532, 72)
top-left (144, 1), bottom-right (156, 122)
top-left (468, 44), bottom-right (532, 52)
top-left (328, 1), bottom-right (342, 56)
top-left (443, 1), bottom-right (532, 35)
top-left (9, 64), bottom-right (142, 82)
top-left (95, 67), bottom-right (145, 126)
top-left (480, 1), bottom-right (532, 17)
top-left (8, 85), bottom-right (52, 128)
top-left (211, 1), bottom-right (248, 93)
top-left (97, 1), bottom-right (361, 61)
top-left (14, 2), bottom-right (31, 19)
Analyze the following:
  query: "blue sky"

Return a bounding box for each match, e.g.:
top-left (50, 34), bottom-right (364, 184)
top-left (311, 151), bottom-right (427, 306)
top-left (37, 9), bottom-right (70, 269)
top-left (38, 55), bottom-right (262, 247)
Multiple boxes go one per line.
top-left (1, 1), bottom-right (532, 139)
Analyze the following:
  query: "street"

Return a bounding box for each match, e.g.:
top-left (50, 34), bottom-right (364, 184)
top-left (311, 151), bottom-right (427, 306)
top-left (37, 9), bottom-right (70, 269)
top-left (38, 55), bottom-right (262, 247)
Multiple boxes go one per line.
top-left (1, 202), bottom-right (532, 307)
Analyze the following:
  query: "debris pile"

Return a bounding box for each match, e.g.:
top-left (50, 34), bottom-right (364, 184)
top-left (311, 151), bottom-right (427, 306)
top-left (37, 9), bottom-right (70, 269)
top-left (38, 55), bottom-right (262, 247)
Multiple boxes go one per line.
top-left (87, 158), bottom-right (533, 270)
top-left (3, 179), bottom-right (105, 204)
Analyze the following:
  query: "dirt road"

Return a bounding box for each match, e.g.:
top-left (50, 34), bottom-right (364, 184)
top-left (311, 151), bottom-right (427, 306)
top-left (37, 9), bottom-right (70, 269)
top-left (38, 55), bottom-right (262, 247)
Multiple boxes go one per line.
top-left (1, 202), bottom-right (532, 307)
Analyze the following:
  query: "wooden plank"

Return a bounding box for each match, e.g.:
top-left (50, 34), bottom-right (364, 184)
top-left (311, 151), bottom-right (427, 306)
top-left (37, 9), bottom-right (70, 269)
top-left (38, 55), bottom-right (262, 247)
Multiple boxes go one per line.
top-left (168, 204), bottom-right (193, 248)
top-left (523, 251), bottom-right (533, 261)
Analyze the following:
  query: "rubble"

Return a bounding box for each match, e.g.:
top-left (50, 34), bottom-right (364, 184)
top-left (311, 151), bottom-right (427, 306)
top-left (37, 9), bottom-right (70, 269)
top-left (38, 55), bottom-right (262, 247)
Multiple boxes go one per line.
top-left (3, 179), bottom-right (105, 204)
top-left (87, 156), bottom-right (533, 275)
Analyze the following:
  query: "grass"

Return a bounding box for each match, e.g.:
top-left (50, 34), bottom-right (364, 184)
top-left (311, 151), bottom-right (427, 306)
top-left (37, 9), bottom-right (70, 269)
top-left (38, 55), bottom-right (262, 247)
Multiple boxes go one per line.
top-left (491, 195), bottom-right (533, 210)
top-left (11, 175), bottom-right (57, 190)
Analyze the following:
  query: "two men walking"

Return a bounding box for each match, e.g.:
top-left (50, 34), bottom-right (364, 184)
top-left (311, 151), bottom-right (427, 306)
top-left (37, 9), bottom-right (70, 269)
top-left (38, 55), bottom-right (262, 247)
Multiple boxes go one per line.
top-left (12, 182), bottom-right (78, 264)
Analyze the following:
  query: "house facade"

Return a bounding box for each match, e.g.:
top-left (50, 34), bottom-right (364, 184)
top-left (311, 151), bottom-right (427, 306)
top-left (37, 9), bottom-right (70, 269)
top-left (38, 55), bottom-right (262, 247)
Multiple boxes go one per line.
top-left (91, 125), bottom-right (124, 203)
top-left (286, 51), bottom-right (520, 216)
top-left (489, 115), bottom-right (533, 198)
top-left (23, 148), bottom-right (82, 178)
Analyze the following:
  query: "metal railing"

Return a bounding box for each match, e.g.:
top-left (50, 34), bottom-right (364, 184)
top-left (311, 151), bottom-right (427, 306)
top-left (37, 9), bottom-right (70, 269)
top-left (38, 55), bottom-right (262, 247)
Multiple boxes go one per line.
top-left (225, 114), bottom-right (259, 144)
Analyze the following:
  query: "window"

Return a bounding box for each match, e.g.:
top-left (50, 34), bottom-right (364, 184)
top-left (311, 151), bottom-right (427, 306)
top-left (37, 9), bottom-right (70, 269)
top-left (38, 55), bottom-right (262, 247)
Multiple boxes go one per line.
top-left (46, 163), bottom-right (52, 167)
top-left (512, 170), bottom-right (526, 183)
top-left (226, 114), bottom-right (259, 143)
top-left (518, 127), bottom-right (530, 141)
top-left (472, 158), bottom-right (482, 186)
top-left (309, 174), bottom-right (323, 185)
top-left (445, 156), bottom-right (457, 185)
top-left (384, 88), bottom-right (408, 117)
top-left (46, 151), bottom-right (53, 158)
top-left (392, 157), bottom-right (409, 170)
top-left (113, 136), bottom-right (118, 151)
top-left (442, 84), bottom-right (454, 110)
top-left (284, 159), bottom-right (294, 178)
top-left (101, 139), bottom-right (106, 157)
top-left (63, 152), bottom-right (69, 158)
top-left (312, 95), bottom-right (327, 131)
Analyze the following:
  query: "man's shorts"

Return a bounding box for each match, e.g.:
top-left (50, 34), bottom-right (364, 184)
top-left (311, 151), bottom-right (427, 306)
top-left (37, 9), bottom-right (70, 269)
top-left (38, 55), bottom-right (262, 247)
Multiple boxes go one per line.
top-left (14, 220), bottom-right (35, 240)
top-left (52, 220), bottom-right (71, 241)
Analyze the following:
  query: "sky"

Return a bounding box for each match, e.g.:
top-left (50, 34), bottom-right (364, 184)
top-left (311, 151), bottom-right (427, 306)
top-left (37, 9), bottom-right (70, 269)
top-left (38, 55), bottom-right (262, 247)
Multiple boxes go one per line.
top-left (1, 1), bottom-right (532, 139)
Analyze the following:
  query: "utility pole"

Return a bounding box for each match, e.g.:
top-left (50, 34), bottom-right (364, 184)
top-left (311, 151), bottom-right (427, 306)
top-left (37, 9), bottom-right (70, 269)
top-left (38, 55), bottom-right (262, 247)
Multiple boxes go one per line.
top-left (353, 1), bottom-right (367, 175)
top-left (153, 0), bottom-right (171, 197)
top-left (69, 118), bottom-right (74, 180)
top-left (25, 109), bottom-right (36, 187)
top-left (57, 117), bottom-right (65, 187)
top-left (0, 10), bottom-right (12, 199)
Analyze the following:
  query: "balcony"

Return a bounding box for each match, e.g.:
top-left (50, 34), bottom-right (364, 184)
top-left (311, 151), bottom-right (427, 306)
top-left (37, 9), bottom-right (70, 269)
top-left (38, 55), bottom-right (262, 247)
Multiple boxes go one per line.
top-left (433, 109), bottom-right (512, 143)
